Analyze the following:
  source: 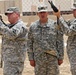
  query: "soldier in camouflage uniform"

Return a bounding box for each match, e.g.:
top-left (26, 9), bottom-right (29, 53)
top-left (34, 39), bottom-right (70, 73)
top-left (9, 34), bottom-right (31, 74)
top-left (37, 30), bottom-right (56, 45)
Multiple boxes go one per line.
top-left (54, 3), bottom-right (76, 75)
top-left (27, 4), bottom-right (64, 75)
top-left (0, 7), bottom-right (28, 75)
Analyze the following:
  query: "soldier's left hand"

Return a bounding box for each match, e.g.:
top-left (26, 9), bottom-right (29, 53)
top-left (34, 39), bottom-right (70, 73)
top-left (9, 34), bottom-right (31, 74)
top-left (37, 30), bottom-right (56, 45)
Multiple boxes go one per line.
top-left (58, 59), bottom-right (63, 65)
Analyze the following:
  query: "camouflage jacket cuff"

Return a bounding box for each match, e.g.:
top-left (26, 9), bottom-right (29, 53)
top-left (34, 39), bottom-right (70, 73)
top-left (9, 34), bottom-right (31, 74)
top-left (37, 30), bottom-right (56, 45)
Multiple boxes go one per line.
top-left (58, 56), bottom-right (64, 60)
top-left (28, 53), bottom-right (34, 60)
top-left (59, 16), bottom-right (69, 28)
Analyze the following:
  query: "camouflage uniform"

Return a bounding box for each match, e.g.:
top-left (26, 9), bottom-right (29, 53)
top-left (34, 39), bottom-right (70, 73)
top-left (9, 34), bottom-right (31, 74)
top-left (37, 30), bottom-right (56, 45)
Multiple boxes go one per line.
top-left (0, 19), bottom-right (28, 75)
top-left (59, 17), bottom-right (76, 75)
top-left (27, 19), bottom-right (64, 75)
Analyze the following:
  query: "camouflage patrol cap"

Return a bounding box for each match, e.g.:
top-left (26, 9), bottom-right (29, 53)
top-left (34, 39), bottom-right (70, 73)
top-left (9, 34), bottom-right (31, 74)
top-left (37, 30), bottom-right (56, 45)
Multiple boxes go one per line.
top-left (37, 4), bottom-right (48, 12)
top-left (71, 2), bottom-right (76, 10)
top-left (5, 7), bottom-right (20, 15)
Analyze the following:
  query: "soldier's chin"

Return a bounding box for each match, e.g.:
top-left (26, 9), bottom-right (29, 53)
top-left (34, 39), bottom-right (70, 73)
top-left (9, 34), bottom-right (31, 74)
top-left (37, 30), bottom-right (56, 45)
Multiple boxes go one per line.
top-left (41, 16), bottom-right (45, 19)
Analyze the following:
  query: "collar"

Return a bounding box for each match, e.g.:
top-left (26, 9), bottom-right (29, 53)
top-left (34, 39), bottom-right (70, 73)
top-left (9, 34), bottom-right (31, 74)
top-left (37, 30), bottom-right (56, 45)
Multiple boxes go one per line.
top-left (9, 19), bottom-right (21, 28)
top-left (37, 19), bottom-right (50, 28)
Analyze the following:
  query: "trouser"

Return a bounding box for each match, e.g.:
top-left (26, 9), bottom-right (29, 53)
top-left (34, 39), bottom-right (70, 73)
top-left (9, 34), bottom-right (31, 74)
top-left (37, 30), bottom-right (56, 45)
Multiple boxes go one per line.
top-left (67, 48), bottom-right (76, 75)
top-left (3, 61), bottom-right (24, 75)
top-left (70, 62), bottom-right (76, 75)
top-left (34, 53), bottom-right (59, 75)
top-left (71, 69), bottom-right (76, 75)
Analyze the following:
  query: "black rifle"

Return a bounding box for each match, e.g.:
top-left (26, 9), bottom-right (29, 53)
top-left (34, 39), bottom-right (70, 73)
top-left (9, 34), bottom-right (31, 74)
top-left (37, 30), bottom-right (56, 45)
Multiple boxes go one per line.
top-left (48, 1), bottom-right (64, 59)
top-left (0, 15), bottom-right (15, 28)
top-left (0, 15), bottom-right (7, 26)
top-left (48, 0), bottom-right (58, 12)
top-left (48, 0), bottom-right (59, 26)
top-left (0, 52), bottom-right (3, 68)
top-left (0, 15), bottom-right (6, 68)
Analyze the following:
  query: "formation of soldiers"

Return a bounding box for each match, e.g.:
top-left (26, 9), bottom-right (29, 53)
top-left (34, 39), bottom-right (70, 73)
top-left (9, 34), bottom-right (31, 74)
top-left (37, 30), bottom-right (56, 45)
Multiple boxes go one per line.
top-left (0, 1), bottom-right (76, 75)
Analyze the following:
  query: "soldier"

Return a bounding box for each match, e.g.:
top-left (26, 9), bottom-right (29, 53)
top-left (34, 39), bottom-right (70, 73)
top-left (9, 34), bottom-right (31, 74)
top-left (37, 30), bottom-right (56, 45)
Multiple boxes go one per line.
top-left (27, 4), bottom-right (64, 75)
top-left (54, 2), bottom-right (76, 75)
top-left (0, 7), bottom-right (28, 75)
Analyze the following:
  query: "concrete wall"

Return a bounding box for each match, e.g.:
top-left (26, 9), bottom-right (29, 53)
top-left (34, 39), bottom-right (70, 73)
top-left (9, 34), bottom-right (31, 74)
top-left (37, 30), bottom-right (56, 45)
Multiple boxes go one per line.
top-left (0, 1), bottom-right (5, 14)
top-left (0, 0), bottom-right (74, 27)
top-left (0, 0), bottom-right (22, 14)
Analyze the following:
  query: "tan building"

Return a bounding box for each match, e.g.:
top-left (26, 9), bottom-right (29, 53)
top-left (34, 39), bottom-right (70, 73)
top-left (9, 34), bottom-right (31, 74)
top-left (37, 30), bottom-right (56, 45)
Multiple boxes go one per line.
top-left (0, 0), bottom-right (75, 26)
top-left (22, 0), bottom-right (75, 16)
top-left (0, 0), bottom-right (22, 14)
top-left (0, 0), bottom-right (75, 14)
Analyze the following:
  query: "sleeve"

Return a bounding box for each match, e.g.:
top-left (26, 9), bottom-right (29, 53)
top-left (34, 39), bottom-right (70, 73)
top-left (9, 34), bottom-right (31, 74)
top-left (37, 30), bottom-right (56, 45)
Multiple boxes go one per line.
top-left (57, 29), bottom-right (64, 60)
top-left (56, 22), bottom-right (64, 60)
top-left (0, 20), bottom-right (27, 40)
top-left (59, 16), bottom-right (76, 36)
top-left (27, 26), bottom-right (34, 60)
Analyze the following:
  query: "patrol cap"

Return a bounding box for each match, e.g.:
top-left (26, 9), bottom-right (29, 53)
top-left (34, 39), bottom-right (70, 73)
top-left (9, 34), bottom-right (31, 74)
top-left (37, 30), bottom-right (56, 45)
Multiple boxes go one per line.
top-left (71, 2), bottom-right (76, 10)
top-left (37, 4), bottom-right (48, 12)
top-left (5, 7), bottom-right (20, 15)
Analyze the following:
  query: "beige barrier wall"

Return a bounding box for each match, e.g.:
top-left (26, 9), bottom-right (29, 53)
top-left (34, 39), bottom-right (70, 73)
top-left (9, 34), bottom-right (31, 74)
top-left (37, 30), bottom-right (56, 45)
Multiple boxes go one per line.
top-left (0, 0), bottom-right (22, 14)
top-left (0, 1), bottom-right (5, 14)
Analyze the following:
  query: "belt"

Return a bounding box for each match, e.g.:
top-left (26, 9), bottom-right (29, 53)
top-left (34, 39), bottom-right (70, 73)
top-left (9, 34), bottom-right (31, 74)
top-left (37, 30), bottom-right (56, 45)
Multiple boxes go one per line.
top-left (45, 50), bottom-right (57, 56)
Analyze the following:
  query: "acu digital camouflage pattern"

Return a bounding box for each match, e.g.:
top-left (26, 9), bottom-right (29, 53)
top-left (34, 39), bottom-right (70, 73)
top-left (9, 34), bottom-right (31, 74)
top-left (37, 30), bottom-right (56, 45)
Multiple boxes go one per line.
top-left (27, 19), bottom-right (64, 75)
top-left (59, 17), bottom-right (76, 75)
top-left (0, 19), bottom-right (28, 75)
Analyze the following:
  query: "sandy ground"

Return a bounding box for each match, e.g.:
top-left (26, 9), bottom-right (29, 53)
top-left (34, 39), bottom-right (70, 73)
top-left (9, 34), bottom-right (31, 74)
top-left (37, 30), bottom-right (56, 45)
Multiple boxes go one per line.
top-left (0, 35), bottom-right (72, 75)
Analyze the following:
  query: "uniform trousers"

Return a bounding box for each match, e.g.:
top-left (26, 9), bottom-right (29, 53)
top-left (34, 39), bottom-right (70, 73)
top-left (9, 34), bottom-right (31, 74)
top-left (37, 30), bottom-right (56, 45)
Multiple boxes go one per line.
top-left (3, 61), bottom-right (24, 75)
top-left (34, 53), bottom-right (59, 75)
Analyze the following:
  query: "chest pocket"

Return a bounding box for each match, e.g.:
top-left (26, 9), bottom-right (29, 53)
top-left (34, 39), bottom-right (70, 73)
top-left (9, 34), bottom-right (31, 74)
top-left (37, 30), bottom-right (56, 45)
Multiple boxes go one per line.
top-left (46, 28), bottom-right (57, 39)
top-left (32, 27), bottom-right (57, 41)
top-left (32, 28), bottom-right (41, 41)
